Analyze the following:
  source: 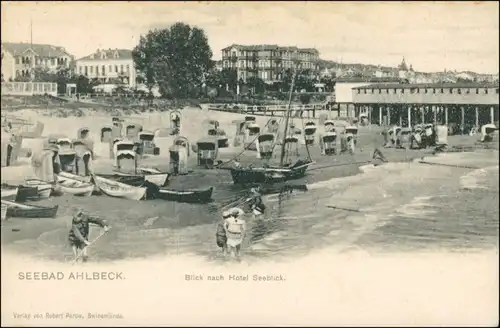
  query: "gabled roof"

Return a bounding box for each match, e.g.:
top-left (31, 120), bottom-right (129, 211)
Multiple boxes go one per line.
top-left (221, 44), bottom-right (319, 54)
top-left (77, 49), bottom-right (132, 61)
top-left (2, 42), bottom-right (71, 58)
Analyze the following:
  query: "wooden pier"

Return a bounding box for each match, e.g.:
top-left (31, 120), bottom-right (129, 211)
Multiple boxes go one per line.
top-left (206, 103), bottom-right (325, 118)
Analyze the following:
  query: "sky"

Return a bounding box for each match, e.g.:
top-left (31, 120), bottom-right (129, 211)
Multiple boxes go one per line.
top-left (1, 1), bottom-right (499, 74)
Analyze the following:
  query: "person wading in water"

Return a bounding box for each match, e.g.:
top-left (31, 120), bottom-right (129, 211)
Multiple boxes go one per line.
top-left (224, 208), bottom-right (246, 259)
top-left (68, 208), bottom-right (110, 263)
top-left (216, 210), bottom-right (230, 256)
top-left (248, 187), bottom-right (266, 217)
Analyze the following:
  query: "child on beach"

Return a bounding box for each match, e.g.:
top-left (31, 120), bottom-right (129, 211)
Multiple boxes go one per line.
top-left (224, 208), bottom-right (246, 259)
top-left (68, 208), bottom-right (110, 263)
top-left (216, 211), bottom-right (230, 256)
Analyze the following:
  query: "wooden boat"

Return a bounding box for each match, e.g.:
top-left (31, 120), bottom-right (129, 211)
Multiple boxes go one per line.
top-left (57, 171), bottom-right (92, 184)
top-left (1, 203), bottom-right (7, 220)
top-left (112, 167), bottom-right (169, 187)
top-left (24, 179), bottom-right (54, 199)
top-left (155, 186), bottom-right (213, 204)
top-left (1, 186), bottom-right (18, 201)
top-left (93, 175), bottom-right (146, 200)
top-left (136, 167), bottom-right (169, 186)
top-left (58, 179), bottom-right (94, 196)
top-left (1, 200), bottom-right (58, 218)
top-left (227, 67), bottom-right (314, 185)
top-left (1, 184), bottom-right (37, 202)
top-left (96, 173), bottom-right (146, 187)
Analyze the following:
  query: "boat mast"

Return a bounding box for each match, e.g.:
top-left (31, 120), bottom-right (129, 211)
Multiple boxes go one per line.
top-left (279, 66), bottom-right (298, 167)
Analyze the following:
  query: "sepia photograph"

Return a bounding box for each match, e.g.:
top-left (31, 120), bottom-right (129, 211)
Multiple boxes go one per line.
top-left (1, 1), bottom-right (498, 326)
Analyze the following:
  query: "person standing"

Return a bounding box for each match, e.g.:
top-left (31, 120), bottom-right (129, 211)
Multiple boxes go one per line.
top-left (68, 208), bottom-right (110, 263)
top-left (216, 211), bottom-right (230, 256)
top-left (224, 208), bottom-right (246, 259)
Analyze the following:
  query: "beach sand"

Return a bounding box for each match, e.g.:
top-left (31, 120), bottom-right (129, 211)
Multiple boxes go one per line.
top-left (1, 107), bottom-right (497, 261)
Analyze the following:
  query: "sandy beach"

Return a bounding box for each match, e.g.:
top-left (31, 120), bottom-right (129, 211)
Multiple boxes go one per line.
top-left (1, 106), bottom-right (498, 263)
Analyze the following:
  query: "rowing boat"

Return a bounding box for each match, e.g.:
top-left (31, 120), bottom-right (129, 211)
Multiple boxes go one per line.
top-left (1, 200), bottom-right (59, 218)
top-left (58, 179), bottom-right (94, 196)
top-left (1, 186), bottom-right (18, 201)
top-left (24, 179), bottom-right (54, 199)
top-left (96, 174), bottom-right (146, 187)
top-left (93, 175), bottom-right (146, 200)
top-left (112, 167), bottom-right (169, 187)
top-left (155, 186), bottom-right (213, 203)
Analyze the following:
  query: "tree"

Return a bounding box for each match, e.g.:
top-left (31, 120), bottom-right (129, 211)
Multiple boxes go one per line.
top-left (246, 76), bottom-right (266, 94)
top-left (132, 22), bottom-right (213, 99)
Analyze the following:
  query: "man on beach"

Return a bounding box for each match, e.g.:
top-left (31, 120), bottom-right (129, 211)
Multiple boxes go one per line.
top-left (224, 208), bottom-right (246, 259)
top-left (248, 187), bottom-right (265, 217)
top-left (68, 208), bottom-right (110, 263)
top-left (216, 211), bottom-right (230, 256)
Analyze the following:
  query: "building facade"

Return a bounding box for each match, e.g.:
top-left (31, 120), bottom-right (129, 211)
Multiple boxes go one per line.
top-left (220, 44), bottom-right (320, 83)
top-left (75, 48), bottom-right (137, 88)
top-left (1, 42), bottom-right (73, 82)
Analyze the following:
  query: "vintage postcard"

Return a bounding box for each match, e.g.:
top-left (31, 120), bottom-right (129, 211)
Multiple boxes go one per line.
top-left (1, 1), bottom-right (498, 326)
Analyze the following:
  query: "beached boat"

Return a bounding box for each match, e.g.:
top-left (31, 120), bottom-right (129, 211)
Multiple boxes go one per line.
top-left (93, 175), bottom-right (146, 201)
top-left (58, 179), bottom-right (94, 196)
top-left (57, 171), bottom-right (92, 183)
top-left (113, 167), bottom-right (169, 187)
top-left (24, 179), bottom-right (54, 199)
top-left (1, 200), bottom-right (58, 218)
top-left (155, 186), bottom-right (213, 204)
top-left (226, 67), bottom-right (314, 185)
top-left (1, 203), bottom-right (7, 220)
top-left (1, 184), bottom-right (37, 202)
top-left (96, 173), bottom-right (145, 187)
top-left (1, 186), bottom-right (18, 201)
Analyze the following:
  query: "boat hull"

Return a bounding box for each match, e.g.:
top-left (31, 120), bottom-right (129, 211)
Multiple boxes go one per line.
top-left (229, 161), bottom-right (311, 185)
top-left (156, 187), bottom-right (213, 203)
top-left (94, 176), bottom-right (146, 200)
top-left (58, 180), bottom-right (94, 196)
top-left (1, 200), bottom-right (58, 218)
top-left (1, 188), bottom-right (18, 201)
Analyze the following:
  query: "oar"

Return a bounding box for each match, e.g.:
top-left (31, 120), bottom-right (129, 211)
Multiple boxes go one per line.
top-left (73, 231), bottom-right (107, 264)
top-left (326, 205), bottom-right (362, 213)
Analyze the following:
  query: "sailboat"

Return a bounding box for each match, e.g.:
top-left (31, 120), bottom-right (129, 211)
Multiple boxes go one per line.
top-left (228, 68), bottom-right (314, 185)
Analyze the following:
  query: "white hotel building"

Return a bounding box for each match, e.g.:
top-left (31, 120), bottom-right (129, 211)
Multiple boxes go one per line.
top-left (75, 48), bottom-right (137, 88)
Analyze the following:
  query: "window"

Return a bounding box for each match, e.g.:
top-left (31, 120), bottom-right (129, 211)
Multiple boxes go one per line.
top-left (115, 65), bottom-right (118, 72)
top-left (433, 88), bottom-right (436, 94)
top-left (363, 89), bottom-right (367, 94)
top-left (96, 66), bottom-right (99, 76)
top-left (84, 66), bottom-right (88, 75)
top-left (496, 88), bottom-right (499, 94)
top-left (15, 57), bottom-right (20, 64)
top-left (457, 89), bottom-right (461, 94)
top-left (90, 66), bottom-right (93, 73)
top-left (449, 88), bottom-right (453, 94)
top-left (120, 65), bottom-right (124, 73)
top-left (393, 88), bottom-right (397, 94)
top-left (401, 89), bottom-right (405, 94)
top-left (109, 65), bottom-right (112, 72)
top-left (425, 89), bottom-right (428, 93)
top-left (440, 88), bottom-right (444, 93)
top-left (379, 89), bottom-right (382, 94)
top-left (102, 65), bottom-right (105, 75)
top-left (476, 88), bottom-right (479, 94)
top-left (386, 89), bottom-right (389, 94)
top-left (416, 88), bottom-right (420, 94)
top-left (126, 65), bottom-right (130, 72)
top-left (484, 89), bottom-right (488, 94)
top-left (371, 88), bottom-right (375, 93)
top-left (79, 66), bottom-right (82, 74)
top-left (357, 89), bottom-right (360, 94)
top-left (466, 89), bottom-right (470, 94)
top-left (51, 58), bottom-right (55, 65)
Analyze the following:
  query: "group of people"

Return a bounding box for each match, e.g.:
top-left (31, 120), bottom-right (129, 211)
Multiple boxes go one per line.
top-left (216, 187), bottom-right (266, 259)
top-left (383, 124), bottom-right (437, 150)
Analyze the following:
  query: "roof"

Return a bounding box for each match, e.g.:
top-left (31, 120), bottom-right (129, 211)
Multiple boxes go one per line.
top-left (221, 44), bottom-right (319, 54)
top-left (352, 82), bottom-right (500, 89)
top-left (77, 48), bottom-right (132, 61)
top-left (2, 42), bottom-right (71, 58)
top-left (335, 77), bottom-right (405, 83)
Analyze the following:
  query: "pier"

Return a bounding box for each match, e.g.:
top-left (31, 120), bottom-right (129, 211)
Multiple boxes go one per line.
top-left (206, 103), bottom-right (325, 118)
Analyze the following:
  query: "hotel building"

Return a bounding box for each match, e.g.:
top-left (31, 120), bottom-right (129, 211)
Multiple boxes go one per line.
top-left (1, 42), bottom-right (73, 81)
top-left (75, 48), bottom-right (137, 88)
top-left (220, 44), bottom-right (320, 83)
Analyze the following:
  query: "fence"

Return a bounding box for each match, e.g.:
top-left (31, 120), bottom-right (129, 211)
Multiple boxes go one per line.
top-left (1, 82), bottom-right (58, 96)
top-left (207, 103), bottom-right (326, 118)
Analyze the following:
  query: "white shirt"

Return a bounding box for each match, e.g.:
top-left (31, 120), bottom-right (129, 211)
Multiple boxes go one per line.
top-left (224, 216), bottom-right (246, 234)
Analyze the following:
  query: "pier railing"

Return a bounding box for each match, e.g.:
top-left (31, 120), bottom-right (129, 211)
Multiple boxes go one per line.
top-left (206, 103), bottom-right (325, 118)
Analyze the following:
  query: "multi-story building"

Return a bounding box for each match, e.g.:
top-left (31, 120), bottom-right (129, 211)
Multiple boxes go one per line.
top-left (75, 48), bottom-right (137, 88)
top-left (220, 44), bottom-right (320, 83)
top-left (1, 42), bottom-right (73, 82)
